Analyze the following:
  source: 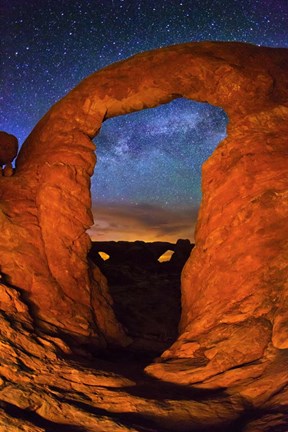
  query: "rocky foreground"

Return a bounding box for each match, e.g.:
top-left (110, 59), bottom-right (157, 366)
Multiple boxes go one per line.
top-left (1, 244), bottom-right (287, 432)
top-left (1, 239), bottom-right (287, 431)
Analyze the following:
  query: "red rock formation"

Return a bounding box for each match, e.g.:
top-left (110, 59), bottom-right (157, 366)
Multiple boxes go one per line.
top-left (0, 42), bottom-right (288, 430)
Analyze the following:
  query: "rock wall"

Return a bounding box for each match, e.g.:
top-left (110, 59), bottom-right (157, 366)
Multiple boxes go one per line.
top-left (1, 42), bottom-right (288, 421)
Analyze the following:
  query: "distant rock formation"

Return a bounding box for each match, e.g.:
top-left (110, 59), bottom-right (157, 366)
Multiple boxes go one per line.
top-left (0, 42), bottom-right (288, 430)
top-left (89, 239), bottom-right (194, 270)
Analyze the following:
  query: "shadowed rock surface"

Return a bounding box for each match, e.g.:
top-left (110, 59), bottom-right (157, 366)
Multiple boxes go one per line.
top-left (89, 240), bottom-right (194, 352)
top-left (0, 42), bottom-right (288, 430)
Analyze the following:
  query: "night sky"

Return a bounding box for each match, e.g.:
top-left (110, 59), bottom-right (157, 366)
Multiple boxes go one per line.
top-left (1, 0), bottom-right (288, 241)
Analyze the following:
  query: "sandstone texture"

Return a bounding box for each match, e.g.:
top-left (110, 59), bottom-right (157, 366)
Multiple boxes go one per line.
top-left (0, 42), bottom-right (288, 430)
top-left (0, 282), bottom-right (253, 432)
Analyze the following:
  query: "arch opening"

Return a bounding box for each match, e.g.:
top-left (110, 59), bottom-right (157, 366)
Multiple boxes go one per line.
top-left (89, 98), bottom-right (228, 243)
top-left (88, 98), bottom-right (228, 353)
top-left (158, 250), bottom-right (174, 263)
top-left (98, 251), bottom-right (110, 261)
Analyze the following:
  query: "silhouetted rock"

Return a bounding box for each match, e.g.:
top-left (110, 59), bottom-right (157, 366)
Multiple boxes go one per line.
top-left (89, 240), bottom-right (191, 270)
top-left (89, 240), bottom-right (192, 347)
top-left (165, 239), bottom-right (193, 270)
top-left (0, 131), bottom-right (18, 176)
top-left (146, 241), bottom-right (176, 260)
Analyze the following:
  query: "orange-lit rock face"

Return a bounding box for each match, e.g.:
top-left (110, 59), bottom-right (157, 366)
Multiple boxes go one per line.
top-left (0, 41), bottom-right (288, 401)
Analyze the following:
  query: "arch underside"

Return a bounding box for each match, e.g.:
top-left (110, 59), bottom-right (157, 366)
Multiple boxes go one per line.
top-left (0, 42), bottom-right (287, 398)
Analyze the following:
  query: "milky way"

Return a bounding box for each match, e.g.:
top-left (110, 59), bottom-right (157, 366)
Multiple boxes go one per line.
top-left (93, 99), bottom-right (227, 207)
top-left (1, 0), bottom-right (287, 241)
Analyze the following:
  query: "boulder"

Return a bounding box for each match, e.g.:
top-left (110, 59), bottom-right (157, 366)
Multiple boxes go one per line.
top-left (0, 131), bottom-right (18, 176)
top-left (0, 131), bottom-right (18, 166)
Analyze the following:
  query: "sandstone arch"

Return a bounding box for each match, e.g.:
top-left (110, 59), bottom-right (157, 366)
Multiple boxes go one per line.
top-left (1, 41), bottom-right (288, 401)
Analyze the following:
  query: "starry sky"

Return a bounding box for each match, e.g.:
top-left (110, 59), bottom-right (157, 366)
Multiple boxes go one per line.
top-left (1, 0), bottom-right (288, 242)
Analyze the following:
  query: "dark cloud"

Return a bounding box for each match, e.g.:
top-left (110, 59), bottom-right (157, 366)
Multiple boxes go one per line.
top-left (88, 202), bottom-right (198, 242)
